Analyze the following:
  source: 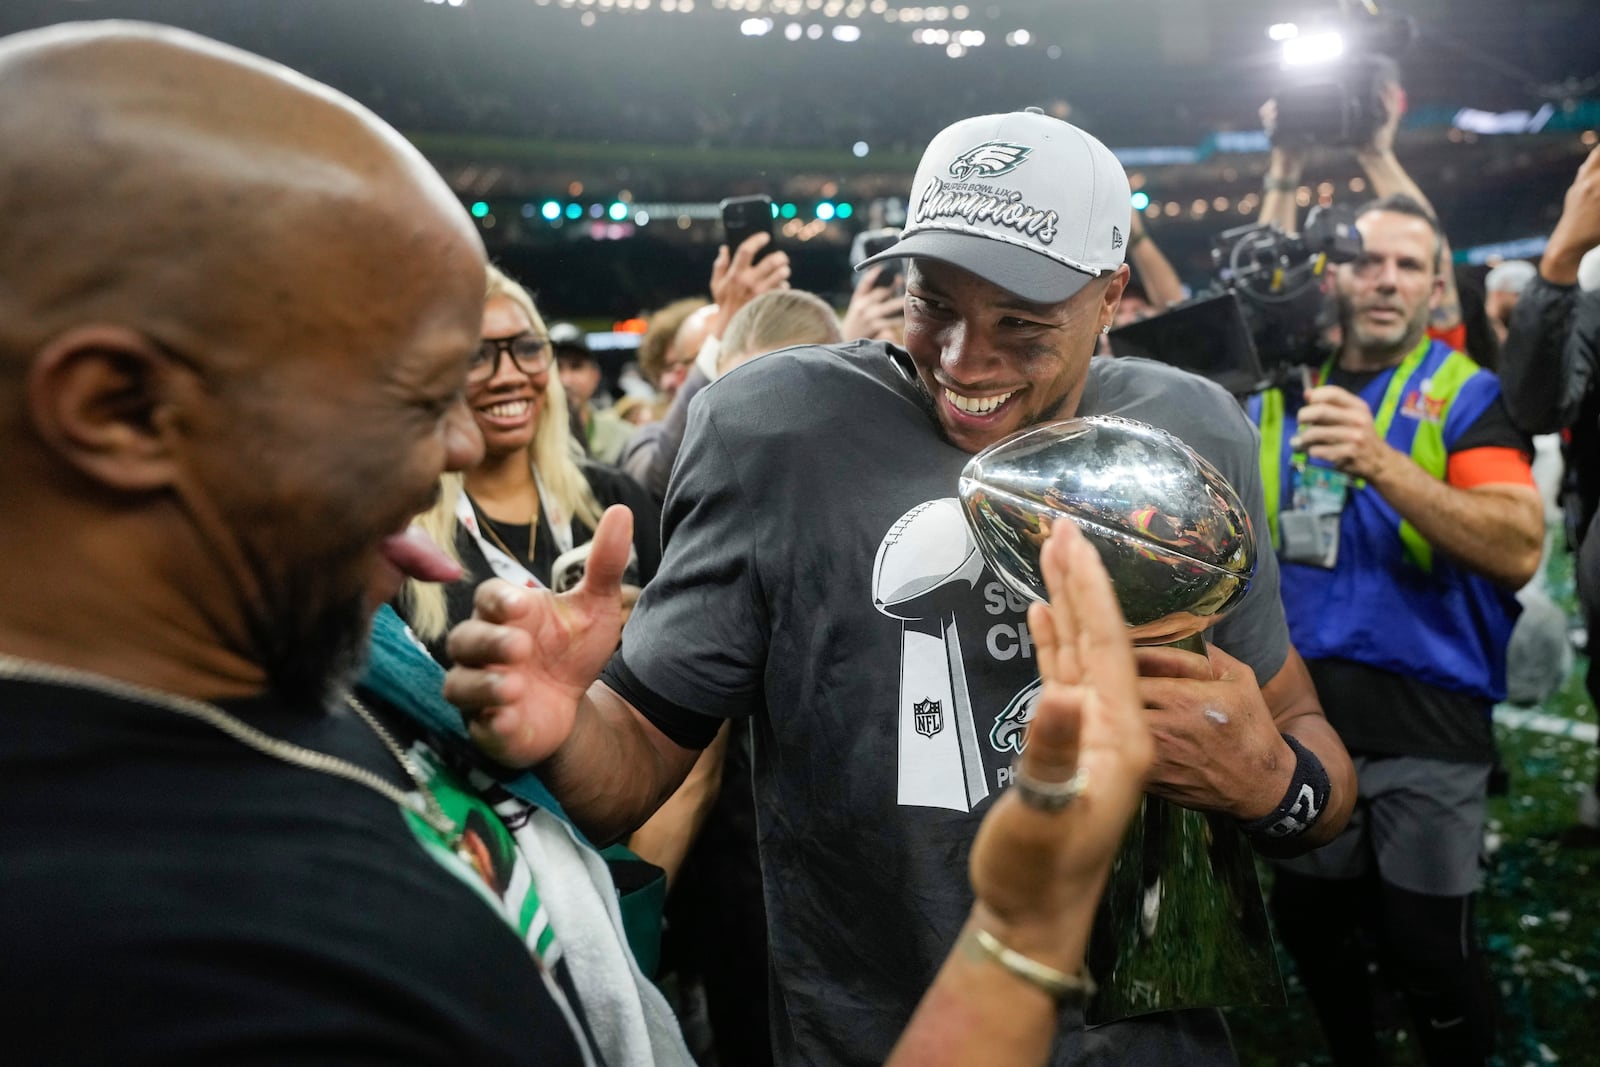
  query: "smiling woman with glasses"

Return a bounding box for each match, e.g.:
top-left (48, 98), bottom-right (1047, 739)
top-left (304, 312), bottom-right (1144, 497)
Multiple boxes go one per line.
top-left (399, 265), bottom-right (662, 660)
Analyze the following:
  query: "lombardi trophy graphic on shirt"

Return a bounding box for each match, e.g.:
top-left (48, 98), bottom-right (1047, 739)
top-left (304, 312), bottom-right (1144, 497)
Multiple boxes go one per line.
top-left (872, 498), bottom-right (990, 812)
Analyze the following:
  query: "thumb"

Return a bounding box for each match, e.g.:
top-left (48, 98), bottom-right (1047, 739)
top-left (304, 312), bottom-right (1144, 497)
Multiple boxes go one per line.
top-left (576, 504), bottom-right (633, 601)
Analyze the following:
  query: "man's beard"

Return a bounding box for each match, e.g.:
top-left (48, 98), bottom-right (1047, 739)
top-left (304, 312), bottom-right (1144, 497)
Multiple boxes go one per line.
top-left (1343, 305), bottom-right (1427, 364)
top-left (254, 584), bottom-right (374, 710)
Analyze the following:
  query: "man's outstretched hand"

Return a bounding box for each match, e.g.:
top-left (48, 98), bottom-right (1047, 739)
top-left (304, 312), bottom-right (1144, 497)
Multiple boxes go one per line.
top-left (967, 521), bottom-right (1153, 968)
top-left (443, 504), bottom-right (634, 768)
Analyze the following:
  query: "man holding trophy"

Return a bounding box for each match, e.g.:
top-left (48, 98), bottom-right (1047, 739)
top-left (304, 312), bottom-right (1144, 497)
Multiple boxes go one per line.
top-left (446, 108), bottom-right (1356, 1065)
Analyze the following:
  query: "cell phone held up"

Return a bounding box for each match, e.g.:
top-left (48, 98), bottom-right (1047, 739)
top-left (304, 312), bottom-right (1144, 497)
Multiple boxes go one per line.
top-left (851, 226), bottom-right (905, 293)
top-left (719, 194), bottom-right (774, 262)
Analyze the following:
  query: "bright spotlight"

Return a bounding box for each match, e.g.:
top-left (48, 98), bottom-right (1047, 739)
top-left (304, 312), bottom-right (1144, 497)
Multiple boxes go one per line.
top-left (1281, 31), bottom-right (1344, 66)
top-left (832, 24), bottom-right (861, 41)
top-left (1267, 22), bottom-right (1299, 41)
top-left (1130, 191), bottom-right (1150, 210)
top-left (608, 202), bottom-right (629, 221)
top-left (836, 202), bottom-right (854, 219)
top-left (565, 203), bottom-right (583, 220)
top-left (541, 200), bottom-right (562, 220)
top-left (815, 202), bottom-right (836, 221)
top-left (470, 201), bottom-right (489, 218)
top-left (784, 22), bottom-right (802, 39)
top-left (852, 140), bottom-right (870, 157)
top-left (740, 16), bottom-right (772, 34)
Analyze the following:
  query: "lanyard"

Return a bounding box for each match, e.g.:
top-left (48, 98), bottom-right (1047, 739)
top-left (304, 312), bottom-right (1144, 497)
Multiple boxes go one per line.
top-left (1297, 338), bottom-right (1432, 469)
top-left (452, 461), bottom-right (574, 590)
top-left (532, 467), bottom-right (575, 557)
top-left (455, 490), bottom-right (543, 589)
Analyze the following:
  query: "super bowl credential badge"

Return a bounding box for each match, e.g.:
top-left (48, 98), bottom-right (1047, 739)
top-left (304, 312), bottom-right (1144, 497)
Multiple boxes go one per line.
top-left (1280, 461), bottom-right (1348, 569)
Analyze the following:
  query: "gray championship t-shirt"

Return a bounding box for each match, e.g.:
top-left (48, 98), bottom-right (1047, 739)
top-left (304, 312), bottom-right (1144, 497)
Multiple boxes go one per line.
top-left (616, 342), bottom-right (1288, 1066)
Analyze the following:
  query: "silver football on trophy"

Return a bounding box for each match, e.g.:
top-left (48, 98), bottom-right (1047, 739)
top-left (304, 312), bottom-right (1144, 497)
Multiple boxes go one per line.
top-left (958, 415), bottom-right (1255, 645)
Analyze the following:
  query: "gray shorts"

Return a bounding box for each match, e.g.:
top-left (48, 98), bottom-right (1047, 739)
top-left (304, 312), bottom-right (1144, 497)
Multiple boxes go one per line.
top-left (1274, 755), bottom-right (1491, 896)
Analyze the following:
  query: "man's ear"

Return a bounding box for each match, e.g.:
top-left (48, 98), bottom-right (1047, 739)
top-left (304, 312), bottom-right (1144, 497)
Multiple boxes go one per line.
top-left (26, 326), bottom-right (190, 492)
top-left (1099, 264), bottom-right (1132, 327)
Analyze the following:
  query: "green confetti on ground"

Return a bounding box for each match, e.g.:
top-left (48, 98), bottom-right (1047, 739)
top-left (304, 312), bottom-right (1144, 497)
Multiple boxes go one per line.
top-left (1228, 544), bottom-right (1600, 1066)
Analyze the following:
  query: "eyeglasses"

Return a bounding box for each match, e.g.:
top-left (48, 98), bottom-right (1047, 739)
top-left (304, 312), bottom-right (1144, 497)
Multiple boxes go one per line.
top-left (469, 334), bottom-right (552, 382)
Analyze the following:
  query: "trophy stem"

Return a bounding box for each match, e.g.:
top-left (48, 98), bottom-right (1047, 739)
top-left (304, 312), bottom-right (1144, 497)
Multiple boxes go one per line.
top-left (1082, 632), bottom-right (1285, 1025)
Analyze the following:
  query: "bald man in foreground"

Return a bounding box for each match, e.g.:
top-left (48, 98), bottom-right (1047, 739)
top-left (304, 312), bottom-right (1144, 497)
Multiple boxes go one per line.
top-left (0, 21), bottom-right (1156, 1066)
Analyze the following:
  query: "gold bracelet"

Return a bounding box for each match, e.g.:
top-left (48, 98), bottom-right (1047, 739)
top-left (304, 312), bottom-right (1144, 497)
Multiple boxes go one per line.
top-left (969, 927), bottom-right (1097, 1004)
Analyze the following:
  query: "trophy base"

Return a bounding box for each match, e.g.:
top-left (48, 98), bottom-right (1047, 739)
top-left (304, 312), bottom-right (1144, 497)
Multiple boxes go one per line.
top-left (1085, 800), bottom-right (1285, 1025)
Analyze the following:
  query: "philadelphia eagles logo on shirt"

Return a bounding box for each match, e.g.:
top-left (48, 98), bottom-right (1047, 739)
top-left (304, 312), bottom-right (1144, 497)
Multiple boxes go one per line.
top-left (947, 141), bottom-right (1032, 181)
top-left (989, 678), bottom-right (1041, 755)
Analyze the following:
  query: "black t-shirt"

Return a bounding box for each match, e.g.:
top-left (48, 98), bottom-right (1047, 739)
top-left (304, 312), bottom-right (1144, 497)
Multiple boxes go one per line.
top-left (0, 677), bottom-right (590, 1065)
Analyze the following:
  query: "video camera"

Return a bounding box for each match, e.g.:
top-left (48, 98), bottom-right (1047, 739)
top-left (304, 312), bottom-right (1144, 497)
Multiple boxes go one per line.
top-left (1108, 205), bottom-right (1362, 394)
top-left (1271, 3), bottom-right (1415, 148)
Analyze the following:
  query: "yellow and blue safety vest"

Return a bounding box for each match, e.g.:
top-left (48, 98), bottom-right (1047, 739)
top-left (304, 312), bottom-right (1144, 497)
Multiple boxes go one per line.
top-left (1246, 338), bottom-right (1520, 702)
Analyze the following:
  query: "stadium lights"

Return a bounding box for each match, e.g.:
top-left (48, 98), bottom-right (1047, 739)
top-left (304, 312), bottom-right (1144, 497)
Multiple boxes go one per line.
top-left (1281, 31), bottom-right (1344, 67)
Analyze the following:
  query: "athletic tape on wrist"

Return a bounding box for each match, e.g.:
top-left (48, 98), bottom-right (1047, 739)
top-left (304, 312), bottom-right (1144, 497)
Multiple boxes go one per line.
top-left (1238, 733), bottom-right (1329, 843)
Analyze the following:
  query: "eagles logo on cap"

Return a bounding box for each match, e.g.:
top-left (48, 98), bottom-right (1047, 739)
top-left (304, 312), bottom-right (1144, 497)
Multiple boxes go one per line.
top-left (947, 141), bottom-right (1032, 181)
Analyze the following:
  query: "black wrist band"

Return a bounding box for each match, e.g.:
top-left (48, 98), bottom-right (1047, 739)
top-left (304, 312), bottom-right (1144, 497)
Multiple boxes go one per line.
top-left (1239, 733), bottom-right (1330, 847)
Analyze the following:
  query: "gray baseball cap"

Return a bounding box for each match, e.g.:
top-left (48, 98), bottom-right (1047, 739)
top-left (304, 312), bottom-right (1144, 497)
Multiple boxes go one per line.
top-left (859, 108), bottom-right (1132, 305)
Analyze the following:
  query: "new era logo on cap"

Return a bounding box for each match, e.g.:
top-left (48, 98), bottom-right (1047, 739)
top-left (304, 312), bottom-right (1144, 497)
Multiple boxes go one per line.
top-left (858, 108), bottom-right (1132, 305)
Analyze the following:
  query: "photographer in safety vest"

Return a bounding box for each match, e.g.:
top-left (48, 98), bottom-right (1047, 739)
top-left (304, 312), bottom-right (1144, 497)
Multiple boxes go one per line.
top-left (1247, 193), bottom-right (1543, 1067)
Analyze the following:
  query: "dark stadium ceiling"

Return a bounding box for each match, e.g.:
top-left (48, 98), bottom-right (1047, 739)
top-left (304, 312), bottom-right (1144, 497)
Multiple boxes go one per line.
top-left (4, 0), bottom-right (1598, 217)
top-left (7, 0), bottom-right (1596, 140)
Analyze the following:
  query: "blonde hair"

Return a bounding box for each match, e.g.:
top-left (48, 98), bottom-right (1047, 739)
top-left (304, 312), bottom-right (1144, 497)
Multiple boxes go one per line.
top-left (719, 288), bottom-right (844, 373)
top-left (401, 265), bottom-right (604, 642)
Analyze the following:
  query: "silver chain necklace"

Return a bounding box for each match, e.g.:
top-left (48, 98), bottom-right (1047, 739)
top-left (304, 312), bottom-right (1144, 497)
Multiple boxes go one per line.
top-left (0, 652), bottom-right (463, 847)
